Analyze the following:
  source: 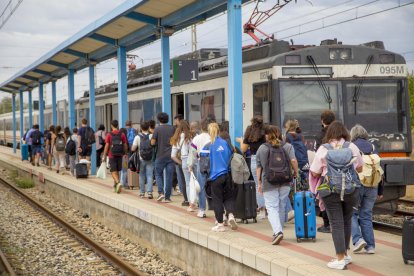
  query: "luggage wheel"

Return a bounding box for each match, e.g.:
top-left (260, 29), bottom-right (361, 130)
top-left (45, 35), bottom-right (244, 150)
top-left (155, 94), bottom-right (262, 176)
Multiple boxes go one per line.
top-left (404, 259), bottom-right (408, 265)
top-left (312, 238), bottom-right (316, 243)
top-left (253, 218), bottom-right (257, 223)
top-left (243, 220), bottom-right (249, 224)
top-left (296, 238), bottom-right (302, 243)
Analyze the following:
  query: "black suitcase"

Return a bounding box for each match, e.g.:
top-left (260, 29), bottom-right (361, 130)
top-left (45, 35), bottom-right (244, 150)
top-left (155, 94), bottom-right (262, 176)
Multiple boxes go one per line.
top-left (75, 163), bottom-right (88, 179)
top-left (403, 216), bottom-right (414, 264)
top-left (233, 180), bottom-right (257, 224)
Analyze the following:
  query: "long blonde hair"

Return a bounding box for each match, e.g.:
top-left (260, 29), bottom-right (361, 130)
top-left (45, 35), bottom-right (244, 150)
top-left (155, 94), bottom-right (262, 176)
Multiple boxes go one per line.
top-left (208, 123), bottom-right (220, 144)
top-left (265, 125), bottom-right (282, 147)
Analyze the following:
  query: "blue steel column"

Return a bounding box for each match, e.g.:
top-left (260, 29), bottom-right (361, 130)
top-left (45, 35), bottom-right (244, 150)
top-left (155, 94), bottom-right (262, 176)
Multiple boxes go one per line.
top-left (117, 46), bottom-right (128, 128)
top-left (19, 91), bottom-right (24, 142)
top-left (52, 80), bottom-right (57, 126)
top-left (161, 32), bottom-right (171, 121)
top-left (39, 82), bottom-right (44, 132)
top-left (68, 69), bottom-right (75, 129)
top-left (89, 64), bottom-right (97, 175)
top-left (227, 0), bottom-right (243, 145)
top-left (28, 91), bottom-right (33, 128)
top-left (12, 93), bottom-right (16, 153)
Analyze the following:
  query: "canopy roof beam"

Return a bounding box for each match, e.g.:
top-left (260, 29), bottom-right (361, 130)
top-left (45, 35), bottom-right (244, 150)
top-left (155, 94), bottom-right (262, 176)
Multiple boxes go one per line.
top-left (125, 11), bottom-right (158, 25)
top-left (89, 33), bottom-right (117, 45)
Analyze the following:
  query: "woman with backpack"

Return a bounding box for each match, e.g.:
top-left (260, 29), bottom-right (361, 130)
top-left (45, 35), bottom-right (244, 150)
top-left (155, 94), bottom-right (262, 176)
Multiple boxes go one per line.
top-left (207, 123), bottom-right (238, 232)
top-left (52, 125), bottom-right (67, 175)
top-left (64, 127), bottom-right (78, 177)
top-left (46, 125), bottom-right (55, 170)
top-left (236, 115), bottom-right (267, 219)
top-left (256, 125), bottom-right (298, 245)
top-left (171, 120), bottom-right (192, 206)
top-left (95, 124), bottom-right (106, 167)
top-left (350, 124), bottom-right (383, 255)
top-left (310, 121), bottom-right (363, 270)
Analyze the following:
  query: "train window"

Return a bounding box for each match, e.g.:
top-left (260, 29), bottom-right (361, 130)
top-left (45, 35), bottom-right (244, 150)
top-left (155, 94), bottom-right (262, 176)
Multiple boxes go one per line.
top-left (79, 108), bottom-right (89, 122)
top-left (185, 89), bottom-right (224, 123)
top-left (253, 83), bottom-right (271, 123)
top-left (96, 106), bottom-right (105, 130)
top-left (112, 104), bottom-right (118, 121)
top-left (129, 101), bottom-right (144, 124)
top-left (279, 81), bottom-right (341, 135)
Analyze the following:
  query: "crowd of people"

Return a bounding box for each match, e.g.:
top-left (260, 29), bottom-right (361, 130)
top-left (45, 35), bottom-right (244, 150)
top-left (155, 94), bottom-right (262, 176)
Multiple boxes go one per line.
top-left (22, 110), bottom-right (384, 270)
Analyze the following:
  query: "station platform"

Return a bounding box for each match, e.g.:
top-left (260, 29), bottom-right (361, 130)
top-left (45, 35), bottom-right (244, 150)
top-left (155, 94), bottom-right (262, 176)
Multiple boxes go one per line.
top-left (1, 146), bottom-right (413, 276)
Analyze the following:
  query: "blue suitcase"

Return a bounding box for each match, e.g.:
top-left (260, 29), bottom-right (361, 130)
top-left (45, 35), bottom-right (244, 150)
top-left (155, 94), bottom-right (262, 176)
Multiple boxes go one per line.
top-left (21, 144), bottom-right (29, 161)
top-left (294, 191), bottom-right (316, 242)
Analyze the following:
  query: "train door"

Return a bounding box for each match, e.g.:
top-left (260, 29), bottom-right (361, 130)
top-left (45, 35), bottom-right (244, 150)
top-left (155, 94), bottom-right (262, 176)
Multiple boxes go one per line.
top-left (105, 104), bottom-right (112, 130)
top-left (253, 81), bottom-right (272, 123)
top-left (172, 93), bottom-right (184, 119)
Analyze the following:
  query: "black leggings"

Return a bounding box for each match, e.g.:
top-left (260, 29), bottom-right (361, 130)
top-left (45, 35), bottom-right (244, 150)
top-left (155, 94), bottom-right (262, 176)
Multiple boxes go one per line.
top-left (210, 173), bottom-right (235, 223)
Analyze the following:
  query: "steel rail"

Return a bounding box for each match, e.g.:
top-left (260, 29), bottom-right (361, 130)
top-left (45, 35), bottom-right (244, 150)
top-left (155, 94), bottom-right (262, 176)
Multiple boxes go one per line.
top-left (0, 247), bottom-right (16, 276)
top-left (373, 220), bottom-right (402, 236)
top-left (0, 177), bottom-right (146, 276)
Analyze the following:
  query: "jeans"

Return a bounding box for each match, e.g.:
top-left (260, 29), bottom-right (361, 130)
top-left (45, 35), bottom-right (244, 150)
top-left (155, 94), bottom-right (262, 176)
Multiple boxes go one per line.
top-left (176, 163), bottom-right (188, 202)
top-left (195, 162), bottom-right (207, 211)
top-left (181, 157), bottom-right (191, 201)
top-left (211, 173), bottom-right (235, 223)
top-left (251, 155), bottom-right (265, 209)
top-left (352, 186), bottom-right (377, 249)
top-left (155, 157), bottom-right (175, 199)
top-left (323, 189), bottom-right (359, 254)
top-left (263, 185), bottom-right (290, 235)
top-left (139, 159), bottom-right (154, 194)
top-left (284, 196), bottom-right (293, 223)
top-left (96, 147), bottom-right (104, 167)
top-left (69, 155), bottom-right (76, 175)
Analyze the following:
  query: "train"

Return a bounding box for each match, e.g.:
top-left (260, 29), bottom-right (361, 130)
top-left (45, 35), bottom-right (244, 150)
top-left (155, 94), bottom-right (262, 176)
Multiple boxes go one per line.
top-left (1, 38), bottom-right (412, 213)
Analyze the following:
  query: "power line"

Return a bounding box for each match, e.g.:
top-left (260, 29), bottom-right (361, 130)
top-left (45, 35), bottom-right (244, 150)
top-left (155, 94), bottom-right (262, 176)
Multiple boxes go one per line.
top-left (0, 0), bottom-right (24, 30)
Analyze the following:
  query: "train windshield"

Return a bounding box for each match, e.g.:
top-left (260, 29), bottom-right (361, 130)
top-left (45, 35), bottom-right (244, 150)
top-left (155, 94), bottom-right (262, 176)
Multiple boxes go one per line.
top-left (279, 80), bottom-right (342, 135)
top-left (345, 81), bottom-right (408, 152)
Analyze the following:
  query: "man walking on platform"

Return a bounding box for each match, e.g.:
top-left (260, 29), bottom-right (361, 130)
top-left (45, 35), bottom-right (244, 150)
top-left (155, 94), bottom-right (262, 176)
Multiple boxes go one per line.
top-left (102, 120), bottom-right (128, 193)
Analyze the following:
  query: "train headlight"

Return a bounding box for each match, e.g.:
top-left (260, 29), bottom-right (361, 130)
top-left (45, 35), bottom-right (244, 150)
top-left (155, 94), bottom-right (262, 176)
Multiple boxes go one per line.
top-left (379, 54), bottom-right (395, 64)
top-left (390, 141), bottom-right (405, 150)
top-left (329, 48), bottom-right (352, 60)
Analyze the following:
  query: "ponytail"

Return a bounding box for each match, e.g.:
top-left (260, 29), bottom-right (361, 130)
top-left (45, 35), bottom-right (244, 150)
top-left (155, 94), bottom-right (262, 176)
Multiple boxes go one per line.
top-left (208, 123), bottom-right (219, 144)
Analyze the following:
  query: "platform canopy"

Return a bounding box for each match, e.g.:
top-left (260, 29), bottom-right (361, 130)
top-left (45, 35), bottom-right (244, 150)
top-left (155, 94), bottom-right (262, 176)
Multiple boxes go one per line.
top-left (0, 0), bottom-right (248, 93)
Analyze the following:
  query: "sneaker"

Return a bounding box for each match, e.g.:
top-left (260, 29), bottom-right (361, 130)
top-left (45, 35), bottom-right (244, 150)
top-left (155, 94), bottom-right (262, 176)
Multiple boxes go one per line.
top-left (353, 239), bottom-right (367, 253)
top-left (327, 259), bottom-right (346, 270)
top-left (257, 209), bottom-right (266, 220)
top-left (272, 232), bottom-right (284, 245)
top-left (148, 193), bottom-right (153, 199)
top-left (113, 183), bottom-right (117, 192)
top-left (344, 255), bottom-right (352, 265)
top-left (163, 198), bottom-right (172, 203)
top-left (317, 225), bottom-right (331, 233)
top-left (365, 248), bottom-right (375, 254)
top-left (228, 214), bottom-right (238, 230)
top-left (187, 205), bottom-right (196, 212)
top-left (36, 163), bottom-right (40, 167)
top-left (197, 211), bottom-right (206, 218)
top-left (223, 214), bottom-right (228, 226)
top-left (115, 183), bottom-right (122, 194)
top-left (181, 201), bottom-right (190, 206)
top-left (212, 224), bottom-right (226, 232)
top-left (157, 194), bottom-right (165, 202)
top-left (288, 210), bottom-right (295, 222)
top-left (139, 193), bottom-right (145, 198)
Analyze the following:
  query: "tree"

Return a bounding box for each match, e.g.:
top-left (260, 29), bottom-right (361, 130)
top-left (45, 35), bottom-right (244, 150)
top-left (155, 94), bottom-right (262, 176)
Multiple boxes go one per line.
top-left (0, 96), bottom-right (22, 114)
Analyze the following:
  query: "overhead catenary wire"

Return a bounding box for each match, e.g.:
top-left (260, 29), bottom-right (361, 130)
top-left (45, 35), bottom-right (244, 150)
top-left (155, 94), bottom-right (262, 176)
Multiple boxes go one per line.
top-left (0, 0), bottom-right (24, 30)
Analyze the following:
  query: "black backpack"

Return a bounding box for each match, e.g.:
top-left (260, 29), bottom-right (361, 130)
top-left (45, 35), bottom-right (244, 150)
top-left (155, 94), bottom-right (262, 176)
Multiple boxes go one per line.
top-left (139, 134), bottom-right (154, 161)
top-left (199, 142), bottom-right (211, 175)
top-left (265, 143), bottom-right (292, 184)
top-left (65, 136), bottom-right (77, 156)
top-left (110, 132), bottom-right (124, 156)
top-left (31, 130), bottom-right (42, 145)
top-left (85, 127), bottom-right (96, 145)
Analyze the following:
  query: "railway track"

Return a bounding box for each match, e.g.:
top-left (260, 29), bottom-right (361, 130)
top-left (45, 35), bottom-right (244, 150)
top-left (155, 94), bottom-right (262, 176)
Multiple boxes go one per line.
top-left (0, 247), bottom-right (15, 276)
top-left (0, 177), bottom-right (147, 276)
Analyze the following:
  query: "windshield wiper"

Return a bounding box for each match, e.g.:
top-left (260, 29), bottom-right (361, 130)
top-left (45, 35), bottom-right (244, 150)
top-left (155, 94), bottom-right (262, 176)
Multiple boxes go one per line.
top-left (306, 55), bottom-right (332, 109)
top-left (352, 55), bottom-right (374, 114)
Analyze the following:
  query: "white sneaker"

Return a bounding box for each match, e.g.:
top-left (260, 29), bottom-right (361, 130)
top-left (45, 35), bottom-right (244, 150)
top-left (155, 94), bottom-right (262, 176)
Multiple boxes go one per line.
top-left (212, 223), bottom-right (226, 232)
top-left (365, 248), bottom-right (375, 254)
top-left (257, 210), bottom-right (266, 220)
top-left (353, 238), bottom-right (367, 253)
top-left (327, 259), bottom-right (346, 270)
top-left (228, 213), bottom-right (238, 230)
top-left (288, 210), bottom-right (295, 222)
top-left (197, 211), bottom-right (206, 218)
top-left (344, 255), bottom-right (352, 265)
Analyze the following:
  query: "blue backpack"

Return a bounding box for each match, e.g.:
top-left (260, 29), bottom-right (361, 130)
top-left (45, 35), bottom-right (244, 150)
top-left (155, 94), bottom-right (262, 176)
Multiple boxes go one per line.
top-left (319, 142), bottom-right (359, 201)
top-left (286, 133), bottom-right (309, 170)
top-left (127, 128), bottom-right (137, 147)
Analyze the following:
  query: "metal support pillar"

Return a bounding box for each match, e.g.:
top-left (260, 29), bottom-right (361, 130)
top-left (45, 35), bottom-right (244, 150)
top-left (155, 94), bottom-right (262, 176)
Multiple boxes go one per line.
top-left (161, 32), bottom-right (171, 122)
top-left (227, 0), bottom-right (243, 145)
top-left (28, 91), bottom-right (32, 128)
top-left (39, 82), bottom-right (44, 132)
top-left (19, 91), bottom-right (24, 141)
top-left (52, 80), bottom-right (57, 126)
top-left (12, 94), bottom-right (16, 153)
top-left (68, 69), bottom-right (75, 129)
top-left (117, 46), bottom-right (128, 128)
top-left (89, 64), bottom-right (97, 175)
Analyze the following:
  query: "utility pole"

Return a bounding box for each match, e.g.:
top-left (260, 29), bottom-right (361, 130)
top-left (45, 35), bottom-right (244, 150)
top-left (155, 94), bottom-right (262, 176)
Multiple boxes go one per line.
top-left (191, 24), bottom-right (197, 52)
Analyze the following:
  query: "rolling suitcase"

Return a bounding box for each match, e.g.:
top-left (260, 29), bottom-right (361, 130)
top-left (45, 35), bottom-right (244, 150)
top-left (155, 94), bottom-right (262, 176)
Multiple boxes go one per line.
top-left (294, 190), bottom-right (316, 242)
top-left (127, 169), bottom-right (139, 190)
top-left (402, 216), bottom-right (414, 264)
top-left (234, 180), bottom-right (257, 224)
top-left (21, 144), bottom-right (29, 161)
top-left (75, 163), bottom-right (88, 179)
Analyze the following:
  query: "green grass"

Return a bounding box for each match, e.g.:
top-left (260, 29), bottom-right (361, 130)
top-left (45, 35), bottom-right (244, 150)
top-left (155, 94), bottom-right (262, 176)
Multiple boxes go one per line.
top-left (9, 169), bottom-right (18, 180)
top-left (15, 177), bottom-right (35, 189)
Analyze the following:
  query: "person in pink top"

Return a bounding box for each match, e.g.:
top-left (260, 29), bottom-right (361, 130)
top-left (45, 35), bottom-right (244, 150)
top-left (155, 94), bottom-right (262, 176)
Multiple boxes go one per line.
top-left (310, 121), bottom-right (363, 270)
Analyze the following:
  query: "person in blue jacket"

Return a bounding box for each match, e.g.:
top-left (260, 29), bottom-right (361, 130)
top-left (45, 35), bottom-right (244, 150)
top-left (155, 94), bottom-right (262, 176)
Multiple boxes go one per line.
top-left (208, 122), bottom-right (238, 232)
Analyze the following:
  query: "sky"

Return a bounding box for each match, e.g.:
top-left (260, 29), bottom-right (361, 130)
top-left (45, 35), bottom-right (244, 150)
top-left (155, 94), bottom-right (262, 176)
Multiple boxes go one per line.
top-left (0, 0), bottom-right (413, 104)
